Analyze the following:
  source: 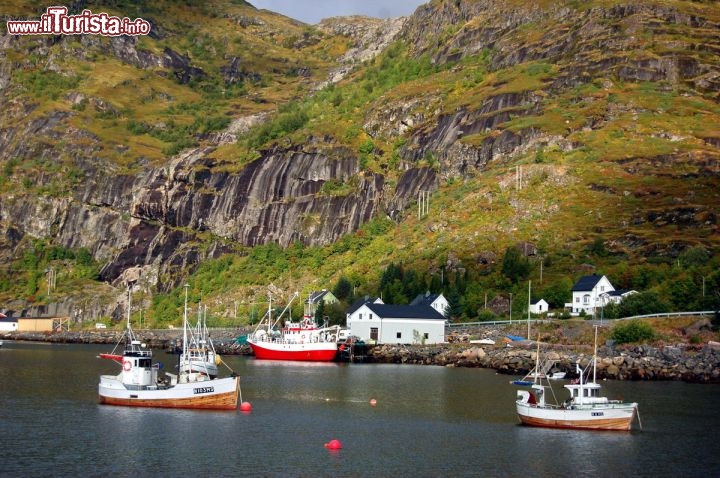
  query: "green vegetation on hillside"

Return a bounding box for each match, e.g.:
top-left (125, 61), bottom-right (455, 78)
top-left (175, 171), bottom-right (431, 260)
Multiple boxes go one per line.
top-left (1, 0), bottom-right (719, 330)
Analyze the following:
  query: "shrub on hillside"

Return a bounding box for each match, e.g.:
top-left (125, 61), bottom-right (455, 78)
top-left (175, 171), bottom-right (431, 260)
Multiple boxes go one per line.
top-left (609, 320), bottom-right (655, 344)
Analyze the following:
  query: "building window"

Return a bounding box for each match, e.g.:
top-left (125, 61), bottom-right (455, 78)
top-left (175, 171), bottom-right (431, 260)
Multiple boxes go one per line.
top-left (369, 314), bottom-right (373, 320)
top-left (370, 328), bottom-right (378, 341)
top-left (575, 297), bottom-right (579, 303)
top-left (424, 333), bottom-right (429, 340)
top-left (583, 294), bottom-right (590, 305)
top-left (359, 313), bottom-right (363, 320)
top-left (396, 332), bottom-right (402, 339)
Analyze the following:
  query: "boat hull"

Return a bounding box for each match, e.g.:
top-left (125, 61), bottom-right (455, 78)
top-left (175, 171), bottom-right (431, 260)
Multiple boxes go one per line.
top-left (99, 375), bottom-right (239, 410)
top-left (248, 341), bottom-right (338, 361)
top-left (516, 401), bottom-right (637, 431)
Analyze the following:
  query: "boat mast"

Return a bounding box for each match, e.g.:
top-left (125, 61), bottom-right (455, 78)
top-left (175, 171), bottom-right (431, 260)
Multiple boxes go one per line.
top-left (527, 280), bottom-right (531, 339)
top-left (183, 283), bottom-right (189, 359)
top-left (593, 324), bottom-right (598, 384)
top-left (127, 286), bottom-right (131, 331)
top-left (534, 335), bottom-right (540, 384)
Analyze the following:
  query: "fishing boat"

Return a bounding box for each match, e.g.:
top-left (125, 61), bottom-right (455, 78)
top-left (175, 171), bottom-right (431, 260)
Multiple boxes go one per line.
top-left (515, 326), bottom-right (640, 431)
top-left (179, 304), bottom-right (219, 378)
top-left (246, 291), bottom-right (345, 362)
top-left (98, 286), bottom-right (240, 410)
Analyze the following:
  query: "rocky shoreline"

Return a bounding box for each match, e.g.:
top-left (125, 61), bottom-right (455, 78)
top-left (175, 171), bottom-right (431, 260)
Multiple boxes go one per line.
top-left (368, 342), bottom-right (720, 384)
top-left (3, 329), bottom-right (719, 384)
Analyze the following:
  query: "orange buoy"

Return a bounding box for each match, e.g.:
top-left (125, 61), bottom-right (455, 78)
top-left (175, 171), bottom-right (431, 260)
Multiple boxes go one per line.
top-left (324, 439), bottom-right (342, 450)
top-left (240, 401), bottom-right (252, 412)
top-left (369, 398), bottom-right (377, 406)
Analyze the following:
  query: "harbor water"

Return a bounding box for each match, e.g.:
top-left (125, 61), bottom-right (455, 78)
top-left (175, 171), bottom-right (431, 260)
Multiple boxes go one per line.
top-left (1, 341), bottom-right (719, 477)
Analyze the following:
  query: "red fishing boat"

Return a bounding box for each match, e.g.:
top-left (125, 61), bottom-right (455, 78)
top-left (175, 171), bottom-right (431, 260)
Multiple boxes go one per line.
top-left (246, 292), bottom-right (345, 362)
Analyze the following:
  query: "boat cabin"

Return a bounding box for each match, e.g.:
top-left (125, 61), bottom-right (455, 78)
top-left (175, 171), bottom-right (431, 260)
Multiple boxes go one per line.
top-left (565, 382), bottom-right (609, 405)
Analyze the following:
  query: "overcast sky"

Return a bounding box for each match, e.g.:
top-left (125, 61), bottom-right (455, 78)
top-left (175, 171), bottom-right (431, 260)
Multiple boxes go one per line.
top-left (249, 0), bottom-right (427, 24)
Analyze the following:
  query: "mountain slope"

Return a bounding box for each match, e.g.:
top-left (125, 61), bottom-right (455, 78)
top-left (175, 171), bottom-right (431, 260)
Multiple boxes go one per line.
top-left (0, 0), bottom-right (718, 323)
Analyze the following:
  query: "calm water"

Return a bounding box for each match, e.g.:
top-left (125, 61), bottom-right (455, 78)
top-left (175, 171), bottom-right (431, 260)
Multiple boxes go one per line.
top-left (1, 341), bottom-right (719, 478)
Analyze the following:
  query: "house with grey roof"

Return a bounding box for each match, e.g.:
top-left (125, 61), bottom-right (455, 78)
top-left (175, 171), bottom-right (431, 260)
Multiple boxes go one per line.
top-left (346, 299), bottom-right (446, 345)
top-left (529, 299), bottom-right (549, 315)
top-left (410, 291), bottom-right (449, 317)
top-left (0, 313), bottom-right (18, 332)
top-left (303, 289), bottom-right (339, 319)
top-left (605, 289), bottom-right (638, 305)
top-left (565, 274), bottom-right (615, 316)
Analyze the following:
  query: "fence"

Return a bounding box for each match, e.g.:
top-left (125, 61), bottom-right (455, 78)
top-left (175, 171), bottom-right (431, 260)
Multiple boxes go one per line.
top-left (446, 310), bottom-right (716, 329)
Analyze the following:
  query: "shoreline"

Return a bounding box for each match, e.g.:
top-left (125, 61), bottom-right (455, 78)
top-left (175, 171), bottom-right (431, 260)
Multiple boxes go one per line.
top-left (3, 328), bottom-right (719, 383)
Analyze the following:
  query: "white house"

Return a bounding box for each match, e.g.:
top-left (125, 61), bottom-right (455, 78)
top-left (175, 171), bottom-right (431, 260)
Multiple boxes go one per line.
top-left (410, 291), bottom-right (449, 317)
top-left (346, 300), bottom-right (446, 345)
top-left (566, 274), bottom-right (615, 315)
top-left (529, 299), bottom-right (549, 315)
top-left (605, 289), bottom-right (638, 305)
top-left (303, 289), bottom-right (339, 319)
top-left (0, 314), bottom-right (18, 332)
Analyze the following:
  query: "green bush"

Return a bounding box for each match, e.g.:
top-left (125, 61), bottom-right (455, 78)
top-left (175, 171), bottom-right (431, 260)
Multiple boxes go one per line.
top-left (609, 320), bottom-right (655, 344)
top-left (477, 309), bottom-right (497, 322)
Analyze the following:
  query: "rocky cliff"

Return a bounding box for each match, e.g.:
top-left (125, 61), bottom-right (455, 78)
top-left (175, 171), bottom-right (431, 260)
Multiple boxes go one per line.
top-left (0, 0), bottom-right (719, 319)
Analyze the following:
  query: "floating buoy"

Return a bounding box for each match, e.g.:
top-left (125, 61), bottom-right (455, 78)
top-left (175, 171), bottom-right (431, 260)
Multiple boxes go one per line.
top-left (324, 439), bottom-right (342, 450)
top-left (369, 398), bottom-right (377, 407)
top-left (240, 401), bottom-right (252, 412)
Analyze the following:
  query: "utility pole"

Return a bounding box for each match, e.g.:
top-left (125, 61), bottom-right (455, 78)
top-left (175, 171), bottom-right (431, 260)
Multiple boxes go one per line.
top-left (509, 293), bottom-right (513, 323)
top-left (418, 190), bottom-right (430, 219)
top-left (527, 280), bottom-right (531, 339)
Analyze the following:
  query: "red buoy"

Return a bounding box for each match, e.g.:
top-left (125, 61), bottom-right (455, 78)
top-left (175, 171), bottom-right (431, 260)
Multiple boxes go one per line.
top-left (324, 439), bottom-right (342, 450)
top-left (369, 398), bottom-right (377, 407)
top-left (240, 401), bottom-right (252, 412)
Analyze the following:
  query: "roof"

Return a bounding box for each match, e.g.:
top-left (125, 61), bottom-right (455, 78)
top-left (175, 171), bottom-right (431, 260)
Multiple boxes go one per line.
top-left (307, 290), bottom-right (332, 304)
top-left (363, 303), bottom-right (446, 321)
top-left (530, 299), bottom-right (547, 305)
top-left (409, 291), bottom-right (442, 307)
top-left (347, 296), bottom-right (382, 315)
top-left (571, 274), bottom-right (605, 292)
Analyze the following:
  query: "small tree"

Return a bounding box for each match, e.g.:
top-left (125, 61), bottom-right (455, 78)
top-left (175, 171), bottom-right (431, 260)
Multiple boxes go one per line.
top-left (501, 246), bottom-right (530, 283)
top-left (333, 276), bottom-right (353, 301)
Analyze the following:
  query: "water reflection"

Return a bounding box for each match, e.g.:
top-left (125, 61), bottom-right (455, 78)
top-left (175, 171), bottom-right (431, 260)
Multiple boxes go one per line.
top-left (1, 343), bottom-right (719, 477)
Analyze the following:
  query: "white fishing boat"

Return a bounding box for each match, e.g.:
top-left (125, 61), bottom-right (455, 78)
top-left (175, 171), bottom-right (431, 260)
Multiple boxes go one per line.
top-left (98, 286), bottom-right (240, 410)
top-left (515, 326), bottom-right (640, 431)
top-left (179, 303), bottom-right (219, 378)
top-left (247, 291), bottom-right (344, 362)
